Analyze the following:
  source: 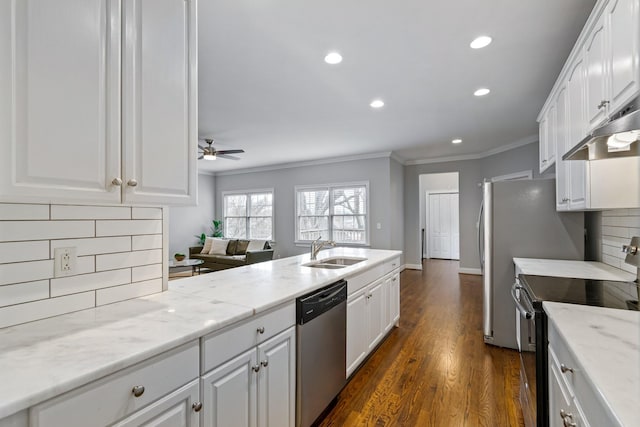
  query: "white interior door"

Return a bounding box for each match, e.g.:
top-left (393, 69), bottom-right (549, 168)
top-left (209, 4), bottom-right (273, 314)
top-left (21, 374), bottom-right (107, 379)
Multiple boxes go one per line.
top-left (428, 193), bottom-right (459, 260)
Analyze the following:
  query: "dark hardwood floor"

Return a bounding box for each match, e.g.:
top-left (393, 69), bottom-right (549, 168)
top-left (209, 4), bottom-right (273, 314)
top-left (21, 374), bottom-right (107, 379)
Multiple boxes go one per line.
top-left (319, 259), bottom-right (524, 427)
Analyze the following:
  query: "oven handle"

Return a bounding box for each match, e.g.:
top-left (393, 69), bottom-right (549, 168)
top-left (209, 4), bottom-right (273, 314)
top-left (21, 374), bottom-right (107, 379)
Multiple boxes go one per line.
top-left (511, 282), bottom-right (533, 320)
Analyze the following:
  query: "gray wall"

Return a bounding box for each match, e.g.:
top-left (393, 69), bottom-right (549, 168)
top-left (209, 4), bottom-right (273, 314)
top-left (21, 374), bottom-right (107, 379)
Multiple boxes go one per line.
top-left (169, 174), bottom-right (216, 256)
top-left (389, 158), bottom-right (404, 263)
top-left (404, 142), bottom-right (541, 270)
top-left (214, 157), bottom-right (396, 258)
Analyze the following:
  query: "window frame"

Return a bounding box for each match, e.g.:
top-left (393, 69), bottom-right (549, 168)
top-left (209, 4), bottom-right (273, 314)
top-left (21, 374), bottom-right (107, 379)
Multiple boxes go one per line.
top-left (222, 188), bottom-right (275, 240)
top-left (294, 181), bottom-right (370, 246)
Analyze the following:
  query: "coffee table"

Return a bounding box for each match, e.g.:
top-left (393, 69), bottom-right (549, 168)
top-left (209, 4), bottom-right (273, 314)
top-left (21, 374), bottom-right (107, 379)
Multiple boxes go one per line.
top-left (168, 259), bottom-right (204, 276)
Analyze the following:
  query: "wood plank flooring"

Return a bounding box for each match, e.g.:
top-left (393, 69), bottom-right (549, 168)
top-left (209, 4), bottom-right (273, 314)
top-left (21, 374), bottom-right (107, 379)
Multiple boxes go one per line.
top-left (319, 259), bottom-right (524, 427)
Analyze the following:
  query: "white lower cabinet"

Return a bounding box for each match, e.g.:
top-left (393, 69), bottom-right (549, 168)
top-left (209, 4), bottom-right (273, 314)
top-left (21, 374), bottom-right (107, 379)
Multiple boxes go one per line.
top-left (346, 263), bottom-right (401, 378)
top-left (200, 305), bottom-right (296, 427)
top-left (29, 341), bottom-right (200, 427)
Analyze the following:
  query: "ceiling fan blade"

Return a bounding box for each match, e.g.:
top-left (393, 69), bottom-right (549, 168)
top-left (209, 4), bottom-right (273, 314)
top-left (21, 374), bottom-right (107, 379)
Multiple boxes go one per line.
top-left (198, 145), bottom-right (207, 150)
top-left (198, 155), bottom-right (204, 160)
top-left (217, 154), bottom-right (241, 160)
top-left (216, 149), bottom-right (244, 155)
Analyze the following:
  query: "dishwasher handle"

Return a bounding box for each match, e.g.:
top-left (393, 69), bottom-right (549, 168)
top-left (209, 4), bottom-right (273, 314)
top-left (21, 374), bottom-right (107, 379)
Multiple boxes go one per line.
top-left (297, 280), bottom-right (347, 324)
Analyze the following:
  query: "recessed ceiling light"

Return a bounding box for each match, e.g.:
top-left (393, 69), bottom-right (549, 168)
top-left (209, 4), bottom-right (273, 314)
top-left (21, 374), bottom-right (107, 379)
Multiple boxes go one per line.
top-left (324, 52), bottom-right (343, 65)
top-left (370, 99), bottom-right (385, 109)
top-left (474, 88), bottom-right (490, 97)
top-left (470, 36), bottom-right (492, 49)
top-left (452, 138), bottom-right (462, 144)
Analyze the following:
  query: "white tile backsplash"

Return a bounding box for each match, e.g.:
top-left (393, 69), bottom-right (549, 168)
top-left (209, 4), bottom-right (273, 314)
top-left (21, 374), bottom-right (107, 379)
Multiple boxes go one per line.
top-left (0, 203), bottom-right (165, 328)
top-left (601, 209), bottom-right (640, 273)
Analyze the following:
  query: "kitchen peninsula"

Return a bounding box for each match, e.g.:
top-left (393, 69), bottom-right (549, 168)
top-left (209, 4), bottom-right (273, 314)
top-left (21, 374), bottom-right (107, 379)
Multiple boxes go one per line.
top-left (0, 248), bottom-right (401, 426)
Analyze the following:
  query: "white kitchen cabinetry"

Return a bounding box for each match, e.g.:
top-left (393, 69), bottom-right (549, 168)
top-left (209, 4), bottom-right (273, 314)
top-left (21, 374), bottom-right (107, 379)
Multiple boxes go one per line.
top-left (538, 104), bottom-right (556, 173)
top-left (554, 88), bottom-right (571, 211)
top-left (346, 258), bottom-right (401, 378)
top-left (201, 304), bottom-right (296, 427)
top-left (585, 11), bottom-right (608, 131)
top-left (29, 341), bottom-right (200, 427)
top-left (566, 58), bottom-right (588, 210)
top-left (0, 0), bottom-right (197, 206)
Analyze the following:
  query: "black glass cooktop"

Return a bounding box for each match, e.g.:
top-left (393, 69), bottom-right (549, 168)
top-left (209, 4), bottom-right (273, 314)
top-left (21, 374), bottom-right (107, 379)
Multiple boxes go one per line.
top-left (519, 275), bottom-right (639, 311)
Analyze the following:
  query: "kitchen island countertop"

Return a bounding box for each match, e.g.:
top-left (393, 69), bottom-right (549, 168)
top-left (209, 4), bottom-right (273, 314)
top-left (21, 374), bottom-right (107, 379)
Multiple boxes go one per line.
top-left (0, 248), bottom-right (401, 420)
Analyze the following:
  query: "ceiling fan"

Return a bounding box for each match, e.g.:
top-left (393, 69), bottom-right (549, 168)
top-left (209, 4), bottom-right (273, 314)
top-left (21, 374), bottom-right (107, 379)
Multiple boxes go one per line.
top-left (198, 138), bottom-right (245, 161)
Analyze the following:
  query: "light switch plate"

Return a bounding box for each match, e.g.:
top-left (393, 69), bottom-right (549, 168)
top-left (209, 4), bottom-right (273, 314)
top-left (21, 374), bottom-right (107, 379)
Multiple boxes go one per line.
top-left (54, 247), bottom-right (77, 277)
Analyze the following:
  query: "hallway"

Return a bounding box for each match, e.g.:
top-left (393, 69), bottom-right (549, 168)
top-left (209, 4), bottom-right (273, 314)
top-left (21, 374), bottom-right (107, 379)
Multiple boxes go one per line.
top-left (319, 259), bottom-right (524, 426)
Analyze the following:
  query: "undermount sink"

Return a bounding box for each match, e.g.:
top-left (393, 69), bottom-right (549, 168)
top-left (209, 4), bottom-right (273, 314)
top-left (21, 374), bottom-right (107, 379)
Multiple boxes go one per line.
top-left (303, 257), bottom-right (367, 269)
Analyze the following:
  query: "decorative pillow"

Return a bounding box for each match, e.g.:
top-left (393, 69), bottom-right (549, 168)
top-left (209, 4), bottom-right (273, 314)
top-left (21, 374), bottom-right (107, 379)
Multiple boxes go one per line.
top-left (234, 239), bottom-right (250, 255)
top-left (246, 240), bottom-right (267, 252)
top-left (226, 239), bottom-right (238, 255)
top-left (201, 237), bottom-right (214, 254)
top-left (209, 238), bottom-right (229, 255)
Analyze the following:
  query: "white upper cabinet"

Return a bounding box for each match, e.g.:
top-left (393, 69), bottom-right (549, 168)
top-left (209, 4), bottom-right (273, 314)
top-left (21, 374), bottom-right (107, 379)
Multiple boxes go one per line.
top-left (555, 88), bottom-right (571, 210)
top-left (585, 12), bottom-right (608, 130)
top-left (566, 59), bottom-right (587, 210)
top-left (539, 103), bottom-right (556, 173)
top-left (0, 0), bottom-right (197, 206)
top-left (606, 0), bottom-right (640, 114)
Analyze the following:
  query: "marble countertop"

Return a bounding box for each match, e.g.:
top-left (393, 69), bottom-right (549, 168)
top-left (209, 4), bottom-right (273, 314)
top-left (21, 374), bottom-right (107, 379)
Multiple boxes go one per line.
top-left (0, 248), bottom-right (401, 419)
top-left (544, 302), bottom-right (640, 427)
top-left (513, 258), bottom-right (636, 282)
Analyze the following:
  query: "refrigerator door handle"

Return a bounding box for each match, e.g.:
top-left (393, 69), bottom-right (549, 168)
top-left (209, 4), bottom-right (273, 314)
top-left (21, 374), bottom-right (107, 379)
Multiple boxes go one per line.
top-left (477, 199), bottom-right (484, 271)
top-left (482, 182), bottom-right (493, 340)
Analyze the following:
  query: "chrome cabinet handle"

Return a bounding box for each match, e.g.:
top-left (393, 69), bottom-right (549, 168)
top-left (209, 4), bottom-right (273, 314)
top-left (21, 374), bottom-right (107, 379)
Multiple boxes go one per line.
top-left (597, 100), bottom-right (610, 109)
top-left (261, 360), bottom-right (268, 368)
top-left (132, 385), bottom-right (145, 397)
top-left (192, 402), bottom-right (203, 412)
top-left (542, 159), bottom-right (547, 163)
top-left (127, 179), bottom-right (138, 187)
top-left (252, 364), bottom-right (261, 372)
top-left (560, 364), bottom-right (574, 374)
top-left (257, 326), bottom-right (265, 334)
top-left (112, 177), bottom-right (122, 186)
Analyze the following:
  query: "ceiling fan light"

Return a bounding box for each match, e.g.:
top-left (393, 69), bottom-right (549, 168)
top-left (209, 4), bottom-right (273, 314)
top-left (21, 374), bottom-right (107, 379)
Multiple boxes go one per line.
top-left (203, 153), bottom-right (216, 161)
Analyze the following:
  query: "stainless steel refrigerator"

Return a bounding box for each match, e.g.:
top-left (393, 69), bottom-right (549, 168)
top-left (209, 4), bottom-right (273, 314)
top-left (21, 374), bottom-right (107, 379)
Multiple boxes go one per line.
top-left (479, 179), bottom-right (584, 349)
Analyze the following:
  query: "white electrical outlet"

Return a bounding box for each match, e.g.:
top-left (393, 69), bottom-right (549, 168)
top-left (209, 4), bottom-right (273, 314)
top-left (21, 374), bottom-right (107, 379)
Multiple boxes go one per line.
top-left (376, 222), bottom-right (382, 230)
top-left (54, 247), bottom-right (77, 277)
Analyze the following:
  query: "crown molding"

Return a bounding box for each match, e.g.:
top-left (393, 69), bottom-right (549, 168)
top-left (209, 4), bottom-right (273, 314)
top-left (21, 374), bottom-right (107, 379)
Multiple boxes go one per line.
top-left (404, 135), bottom-right (538, 166)
top-left (213, 151), bottom-right (394, 177)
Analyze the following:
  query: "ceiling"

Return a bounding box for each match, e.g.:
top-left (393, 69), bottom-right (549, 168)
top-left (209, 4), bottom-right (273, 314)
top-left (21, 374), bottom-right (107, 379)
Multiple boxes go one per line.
top-left (197, 0), bottom-right (596, 173)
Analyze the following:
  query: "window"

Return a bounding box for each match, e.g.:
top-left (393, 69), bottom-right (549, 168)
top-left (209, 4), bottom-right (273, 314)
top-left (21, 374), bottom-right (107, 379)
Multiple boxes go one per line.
top-left (223, 190), bottom-right (274, 240)
top-left (295, 183), bottom-right (369, 245)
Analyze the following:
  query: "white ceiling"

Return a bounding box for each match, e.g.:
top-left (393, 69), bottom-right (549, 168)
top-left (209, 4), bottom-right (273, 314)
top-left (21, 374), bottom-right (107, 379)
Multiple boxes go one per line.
top-left (197, 0), bottom-right (596, 173)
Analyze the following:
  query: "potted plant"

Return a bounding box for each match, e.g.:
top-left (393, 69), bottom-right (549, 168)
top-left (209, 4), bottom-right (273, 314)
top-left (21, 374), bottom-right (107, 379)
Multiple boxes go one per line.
top-left (195, 219), bottom-right (224, 245)
top-left (174, 253), bottom-right (186, 261)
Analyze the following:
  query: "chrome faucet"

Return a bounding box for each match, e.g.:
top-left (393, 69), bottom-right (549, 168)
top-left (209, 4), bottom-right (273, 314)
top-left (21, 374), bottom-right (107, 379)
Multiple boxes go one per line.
top-left (310, 237), bottom-right (336, 260)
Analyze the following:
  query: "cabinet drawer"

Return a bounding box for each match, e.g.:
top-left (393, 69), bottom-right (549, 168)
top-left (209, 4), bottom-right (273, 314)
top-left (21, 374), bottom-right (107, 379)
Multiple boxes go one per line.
top-left (347, 256), bottom-right (400, 296)
top-left (548, 320), bottom-right (580, 397)
top-left (202, 302), bottom-right (295, 372)
top-left (30, 340), bottom-right (199, 427)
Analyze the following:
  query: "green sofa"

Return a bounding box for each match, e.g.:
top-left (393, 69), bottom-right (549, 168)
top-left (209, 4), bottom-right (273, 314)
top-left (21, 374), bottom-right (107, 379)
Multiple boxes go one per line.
top-left (189, 239), bottom-right (273, 271)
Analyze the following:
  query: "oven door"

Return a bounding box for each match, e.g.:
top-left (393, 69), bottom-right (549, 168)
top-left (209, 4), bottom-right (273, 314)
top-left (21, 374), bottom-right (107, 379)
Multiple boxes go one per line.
top-left (512, 280), bottom-right (538, 427)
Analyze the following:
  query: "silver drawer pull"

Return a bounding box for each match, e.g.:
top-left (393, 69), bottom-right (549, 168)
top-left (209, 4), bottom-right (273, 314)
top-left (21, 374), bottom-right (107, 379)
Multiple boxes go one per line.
top-left (192, 402), bottom-right (203, 412)
top-left (132, 385), bottom-right (145, 397)
top-left (127, 179), bottom-right (138, 187)
top-left (257, 326), bottom-right (265, 334)
top-left (252, 364), bottom-right (261, 372)
top-left (560, 364), bottom-right (574, 374)
top-left (261, 360), bottom-right (269, 368)
top-left (112, 177), bottom-right (122, 186)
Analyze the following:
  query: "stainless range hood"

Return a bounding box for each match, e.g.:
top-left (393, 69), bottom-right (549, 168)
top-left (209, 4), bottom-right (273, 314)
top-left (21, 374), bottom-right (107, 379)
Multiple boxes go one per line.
top-left (563, 101), bottom-right (640, 161)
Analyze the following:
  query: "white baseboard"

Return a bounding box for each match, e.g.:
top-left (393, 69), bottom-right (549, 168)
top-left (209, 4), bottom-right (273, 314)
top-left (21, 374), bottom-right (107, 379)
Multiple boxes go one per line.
top-left (458, 267), bottom-right (482, 275)
top-left (404, 263), bottom-right (423, 271)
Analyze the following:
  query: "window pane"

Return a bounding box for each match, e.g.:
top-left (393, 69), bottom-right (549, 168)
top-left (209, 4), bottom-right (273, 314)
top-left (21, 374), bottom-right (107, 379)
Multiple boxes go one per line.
top-left (298, 216), bottom-right (329, 241)
top-left (333, 215), bottom-right (366, 244)
top-left (298, 190), bottom-right (329, 216)
top-left (249, 217), bottom-right (272, 240)
top-left (250, 193), bottom-right (273, 216)
top-left (225, 217), bottom-right (247, 239)
top-left (224, 195), bottom-right (247, 217)
top-left (332, 186), bottom-right (366, 215)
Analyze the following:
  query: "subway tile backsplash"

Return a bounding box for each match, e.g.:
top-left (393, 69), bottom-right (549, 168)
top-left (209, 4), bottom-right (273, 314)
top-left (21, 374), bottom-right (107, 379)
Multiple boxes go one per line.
top-left (601, 209), bottom-right (640, 274)
top-left (0, 203), bottom-right (165, 328)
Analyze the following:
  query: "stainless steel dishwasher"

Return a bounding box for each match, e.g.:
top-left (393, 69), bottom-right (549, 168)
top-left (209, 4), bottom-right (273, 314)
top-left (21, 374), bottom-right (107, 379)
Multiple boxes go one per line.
top-left (296, 279), bottom-right (347, 427)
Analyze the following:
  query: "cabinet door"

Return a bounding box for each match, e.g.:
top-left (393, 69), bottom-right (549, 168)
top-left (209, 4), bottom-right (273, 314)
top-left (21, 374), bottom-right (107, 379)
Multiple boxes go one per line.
top-left (389, 273), bottom-right (400, 327)
top-left (0, 0), bottom-right (121, 204)
top-left (606, 0), bottom-right (640, 113)
top-left (346, 290), bottom-right (367, 377)
top-left (554, 87), bottom-right (570, 210)
top-left (366, 280), bottom-right (385, 352)
top-left (567, 59), bottom-right (587, 210)
top-left (548, 362), bottom-right (573, 427)
top-left (539, 112), bottom-right (549, 172)
top-left (382, 276), bottom-right (392, 333)
top-left (113, 379), bottom-right (200, 427)
top-left (202, 349), bottom-right (257, 427)
top-left (257, 327), bottom-right (295, 427)
top-left (122, 0), bottom-right (197, 205)
top-left (585, 13), bottom-right (608, 130)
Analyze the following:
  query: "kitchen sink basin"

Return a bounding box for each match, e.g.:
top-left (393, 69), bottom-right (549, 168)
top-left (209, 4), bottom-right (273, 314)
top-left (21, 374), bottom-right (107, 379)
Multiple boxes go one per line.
top-left (319, 257), bottom-right (366, 266)
top-left (305, 263), bottom-right (347, 269)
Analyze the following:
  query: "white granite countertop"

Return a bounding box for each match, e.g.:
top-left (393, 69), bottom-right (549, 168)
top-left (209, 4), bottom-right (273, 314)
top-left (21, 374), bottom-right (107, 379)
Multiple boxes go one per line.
top-left (544, 302), bottom-right (640, 427)
top-left (513, 258), bottom-right (636, 282)
top-left (0, 248), bottom-right (401, 419)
